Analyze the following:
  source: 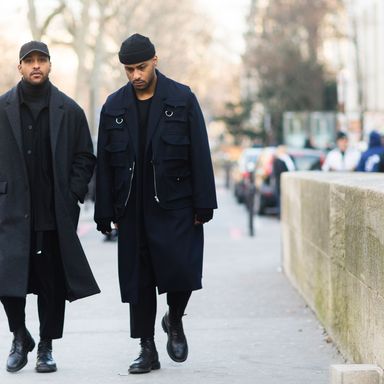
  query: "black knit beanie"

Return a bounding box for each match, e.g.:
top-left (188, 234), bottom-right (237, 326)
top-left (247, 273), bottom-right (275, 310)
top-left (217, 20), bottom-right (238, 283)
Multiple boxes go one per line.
top-left (118, 33), bottom-right (155, 65)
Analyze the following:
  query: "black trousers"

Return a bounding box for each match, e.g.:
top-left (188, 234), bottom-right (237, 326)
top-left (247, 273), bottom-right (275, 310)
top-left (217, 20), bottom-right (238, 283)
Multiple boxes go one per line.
top-left (1, 231), bottom-right (66, 340)
top-left (129, 236), bottom-right (191, 339)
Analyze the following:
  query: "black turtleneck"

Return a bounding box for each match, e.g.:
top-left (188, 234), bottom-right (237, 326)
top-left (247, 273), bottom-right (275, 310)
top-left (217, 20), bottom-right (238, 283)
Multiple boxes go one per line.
top-left (18, 79), bottom-right (56, 232)
top-left (19, 78), bottom-right (50, 119)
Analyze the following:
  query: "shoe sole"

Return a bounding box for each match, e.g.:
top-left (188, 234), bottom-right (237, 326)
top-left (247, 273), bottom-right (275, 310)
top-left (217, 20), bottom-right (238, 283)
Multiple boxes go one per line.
top-left (161, 316), bottom-right (188, 363)
top-left (6, 338), bottom-right (36, 373)
top-left (129, 361), bottom-right (161, 374)
top-left (6, 359), bottom-right (28, 373)
top-left (35, 365), bottom-right (57, 373)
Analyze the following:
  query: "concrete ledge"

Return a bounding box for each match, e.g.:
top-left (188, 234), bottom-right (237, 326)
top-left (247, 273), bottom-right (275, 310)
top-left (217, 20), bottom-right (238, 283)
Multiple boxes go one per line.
top-left (282, 172), bottom-right (384, 366)
top-left (331, 364), bottom-right (383, 384)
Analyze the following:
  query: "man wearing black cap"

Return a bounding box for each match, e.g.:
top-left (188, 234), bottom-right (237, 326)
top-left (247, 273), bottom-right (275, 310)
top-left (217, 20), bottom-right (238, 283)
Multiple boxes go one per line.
top-left (95, 33), bottom-right (217, 373)
top-left (0, 41), bottom-right (100, 373)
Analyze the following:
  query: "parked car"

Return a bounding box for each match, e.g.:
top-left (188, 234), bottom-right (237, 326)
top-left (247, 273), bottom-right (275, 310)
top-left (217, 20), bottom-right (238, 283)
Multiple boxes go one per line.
top-left (233, 147), bottom-right (262, 203)
top-left (253, 147), bottom-right (325, 215)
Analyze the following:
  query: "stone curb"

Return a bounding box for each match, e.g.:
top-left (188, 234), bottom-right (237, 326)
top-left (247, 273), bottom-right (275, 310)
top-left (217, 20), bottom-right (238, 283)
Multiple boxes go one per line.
top-left (331, 364), bottom-right (383, 384)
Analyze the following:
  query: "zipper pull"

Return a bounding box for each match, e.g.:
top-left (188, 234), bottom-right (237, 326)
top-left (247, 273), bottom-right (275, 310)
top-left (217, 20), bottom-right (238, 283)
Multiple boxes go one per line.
top-left (154, 195), bottom-right (160, 203)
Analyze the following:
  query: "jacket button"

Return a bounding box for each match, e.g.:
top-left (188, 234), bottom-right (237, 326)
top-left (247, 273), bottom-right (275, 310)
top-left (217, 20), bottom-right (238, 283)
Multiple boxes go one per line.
top-left (24, 214), bottom-right (29, 219)
top-left (27, 150), bottom-right (32, 155)
top-left (176, 177), bottom-right (180, 182)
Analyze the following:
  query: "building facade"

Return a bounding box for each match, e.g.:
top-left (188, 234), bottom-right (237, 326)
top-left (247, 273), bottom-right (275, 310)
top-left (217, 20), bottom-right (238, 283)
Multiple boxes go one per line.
top-left (341, 0), bottom-right (384, 137)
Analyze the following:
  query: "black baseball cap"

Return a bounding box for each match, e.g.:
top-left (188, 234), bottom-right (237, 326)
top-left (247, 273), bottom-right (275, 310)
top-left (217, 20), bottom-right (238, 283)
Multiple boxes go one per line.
top-left (19, 41), bottom-right (50, 62)
top-left (336, 131), bottom-right (347, 141)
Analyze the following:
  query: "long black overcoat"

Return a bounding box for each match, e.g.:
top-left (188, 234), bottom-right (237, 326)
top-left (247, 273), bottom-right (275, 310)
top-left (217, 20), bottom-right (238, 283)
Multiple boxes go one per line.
top-left (0, 83), bottom-right (100, 301)
top-left (95, 71), bottom-right (217, 303)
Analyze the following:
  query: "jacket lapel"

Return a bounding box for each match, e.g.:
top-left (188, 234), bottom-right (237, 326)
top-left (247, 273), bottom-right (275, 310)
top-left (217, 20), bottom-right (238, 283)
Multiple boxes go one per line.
top-left (4, 86), bottom-right (24, 157)
top-left (49, 85), bottom-right (65, 156)
top-left (145, 71), bottom-right (168, 153)
top-left (124, 85), bottom-right (139, 157)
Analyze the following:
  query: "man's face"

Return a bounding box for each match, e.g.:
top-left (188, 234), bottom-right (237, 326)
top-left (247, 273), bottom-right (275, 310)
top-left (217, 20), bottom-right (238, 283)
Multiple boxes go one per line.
top-left (337, 137), bottom-right (348, 152)
top-left (18, 52), bottom-right (51, 85)
top-left (124, 56), bottom-right (157, 91)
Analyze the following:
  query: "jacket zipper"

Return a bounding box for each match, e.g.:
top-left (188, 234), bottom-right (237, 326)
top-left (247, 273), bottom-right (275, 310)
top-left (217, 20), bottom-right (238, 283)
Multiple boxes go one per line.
top-left (151, 160), bottom-right (160, 203)
top-left (124, 161), bottom-right (135, 207)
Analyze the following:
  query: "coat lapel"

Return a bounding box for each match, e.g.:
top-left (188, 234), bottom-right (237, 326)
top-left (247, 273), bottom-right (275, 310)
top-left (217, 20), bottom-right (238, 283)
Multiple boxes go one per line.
top-left (49, 85), bottom-right (65, 156)
top-left (4, 87), bottom-right (24, 157)
top-left (145, 71), bottom-right (168, 153)
top-left (124, 85), bottom-right (139, 157)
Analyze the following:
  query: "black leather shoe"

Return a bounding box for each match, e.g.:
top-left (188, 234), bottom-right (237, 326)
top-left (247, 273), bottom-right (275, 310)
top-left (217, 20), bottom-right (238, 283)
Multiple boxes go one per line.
top-left (6, 328), bottom-right (35, 372)
top-left (128, 338), bottom-right (160, 374)
top-left (35, 340), bottom-right (57, 373)
top-left (161, 312), bottom-right (188, 362)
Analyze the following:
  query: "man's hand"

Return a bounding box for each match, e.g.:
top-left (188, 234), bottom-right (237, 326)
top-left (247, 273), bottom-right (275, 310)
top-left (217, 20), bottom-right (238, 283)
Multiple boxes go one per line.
top-left (194, 208), bottom-right (213, 225)
top-left (96, 219), bottom-right (113, 234)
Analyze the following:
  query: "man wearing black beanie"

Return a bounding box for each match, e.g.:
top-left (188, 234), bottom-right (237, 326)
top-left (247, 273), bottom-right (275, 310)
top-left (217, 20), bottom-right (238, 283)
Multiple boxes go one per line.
top-left (0, 41), bottom-right (100, 373)
top-left (95, 33), bottom-right (217, 374)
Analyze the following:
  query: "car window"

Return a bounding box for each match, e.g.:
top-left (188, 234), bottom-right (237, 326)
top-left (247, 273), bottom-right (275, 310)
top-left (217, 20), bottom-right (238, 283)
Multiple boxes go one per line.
top-left (292, 155), bottom-right (321, 170)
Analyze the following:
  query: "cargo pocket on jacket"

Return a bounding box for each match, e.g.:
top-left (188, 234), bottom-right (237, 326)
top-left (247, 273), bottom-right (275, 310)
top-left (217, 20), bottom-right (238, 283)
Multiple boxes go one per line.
top-left (163, 101), bottom-right (187, 124)
top-left (161, 134), bottom-right (190, 160)
top-left (165, 169), bottom-right (193, 202)
top-left (105, 113), bottom-right (128, 145)
top-left (105, 142), bottom-right (129, 191)
top-left (105, 142), bottom-right (128, 167)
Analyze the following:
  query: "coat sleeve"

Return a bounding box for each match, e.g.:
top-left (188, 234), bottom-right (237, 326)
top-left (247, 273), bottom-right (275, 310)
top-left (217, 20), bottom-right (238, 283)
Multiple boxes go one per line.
top-left (188, 93), bottom-right (217, 210)
top-left (69, 109), bottom-right (96, 203)
top-left (356, 152), bottom-right (365, 171)
top-left (94, 107), bottom-right (115, 221)
top-left (321, 152), bottom-right (332, 171)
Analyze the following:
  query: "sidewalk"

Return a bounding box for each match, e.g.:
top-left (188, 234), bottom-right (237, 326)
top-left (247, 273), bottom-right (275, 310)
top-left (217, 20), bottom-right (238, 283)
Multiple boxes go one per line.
top-left (0, 183), bottom-right (343, 383)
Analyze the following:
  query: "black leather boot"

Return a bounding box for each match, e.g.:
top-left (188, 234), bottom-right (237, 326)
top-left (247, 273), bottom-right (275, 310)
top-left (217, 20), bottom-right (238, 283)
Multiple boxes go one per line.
top-left (128, 338), bottom-right (160, 374)
top-left (161, 312), bottom-right (188, 362)
top-left (6, 327), bottom-right (35, 372)
top-left (35, 340), bottom-right (57, 373)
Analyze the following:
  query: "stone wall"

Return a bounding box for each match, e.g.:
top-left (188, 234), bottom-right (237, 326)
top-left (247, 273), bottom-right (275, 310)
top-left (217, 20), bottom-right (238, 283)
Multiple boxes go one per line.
top-left (282, 172), bottom-right (384, 366)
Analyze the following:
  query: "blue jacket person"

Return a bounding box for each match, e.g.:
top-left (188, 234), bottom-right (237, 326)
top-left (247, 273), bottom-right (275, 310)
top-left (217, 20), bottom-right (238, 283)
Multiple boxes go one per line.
top-left (94, 34), bottom-right (217, 373)
top-left (0, 41), bottom-right (100, 373)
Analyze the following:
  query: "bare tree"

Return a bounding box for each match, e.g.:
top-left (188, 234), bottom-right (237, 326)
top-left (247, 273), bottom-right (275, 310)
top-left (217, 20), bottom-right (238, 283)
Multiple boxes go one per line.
top-left (241, 0), bottom-right (343, 143)
top-left (108, 0), bottom-right (214, 104)
top-left (0, 35), bottom-right (20, 93)
top-left (26, 0), bottom-right (215, 133)
top-left (27, 0), bottom-right (65, 40)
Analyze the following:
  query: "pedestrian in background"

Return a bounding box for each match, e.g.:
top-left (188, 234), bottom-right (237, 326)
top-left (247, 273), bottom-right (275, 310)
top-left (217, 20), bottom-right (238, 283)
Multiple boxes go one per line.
top-left (272, 145), bottom-right (295, 216)
top-left (94, 34), bottom-right (217, 374)
top-left (0, 41), bottom-right (100, 373)
top-left (322, 131), bottom-right (360, 172)
top-left (356, 130), bottom-right (384, 172)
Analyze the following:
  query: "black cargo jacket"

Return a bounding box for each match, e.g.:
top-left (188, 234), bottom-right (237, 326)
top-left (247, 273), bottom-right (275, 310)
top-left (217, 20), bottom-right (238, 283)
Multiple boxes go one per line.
top-left (95, 70), bottom-right (217, 221)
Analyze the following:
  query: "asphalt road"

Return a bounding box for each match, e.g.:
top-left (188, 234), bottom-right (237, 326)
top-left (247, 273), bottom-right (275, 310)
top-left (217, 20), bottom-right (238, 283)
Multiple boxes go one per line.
top-left (0, 182), bottom-right (343, 383)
